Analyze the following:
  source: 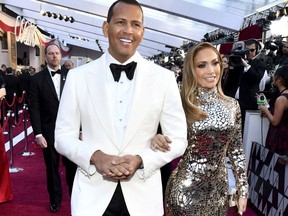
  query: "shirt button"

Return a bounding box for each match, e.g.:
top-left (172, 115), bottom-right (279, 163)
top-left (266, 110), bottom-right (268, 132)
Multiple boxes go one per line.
top-left (119, 119), bottom-right (122, 121)
top-left (119, 101), bottom-right (122, 103)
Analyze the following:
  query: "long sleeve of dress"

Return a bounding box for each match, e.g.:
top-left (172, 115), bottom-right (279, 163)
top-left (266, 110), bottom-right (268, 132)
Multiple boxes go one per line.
top-left (227, 99), bottom-right (249, 198)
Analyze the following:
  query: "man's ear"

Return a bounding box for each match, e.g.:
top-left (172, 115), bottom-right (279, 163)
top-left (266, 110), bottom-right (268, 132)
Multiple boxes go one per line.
top-left (102, 21), bottom-right (108, 38)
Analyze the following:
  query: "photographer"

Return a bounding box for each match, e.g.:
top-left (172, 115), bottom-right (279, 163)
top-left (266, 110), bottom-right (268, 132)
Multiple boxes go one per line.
top-left (224, 39), bottom-right (267, 130)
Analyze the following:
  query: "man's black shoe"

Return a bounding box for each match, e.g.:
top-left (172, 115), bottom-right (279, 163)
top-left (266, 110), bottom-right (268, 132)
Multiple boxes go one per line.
top-left (50, 203), bottom-right (60, 213)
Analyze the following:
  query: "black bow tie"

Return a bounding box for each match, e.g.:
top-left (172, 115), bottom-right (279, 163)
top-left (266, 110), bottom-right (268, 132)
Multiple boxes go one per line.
top-left (109, 61), bottom-right (137, 82)
top-left (51, 69), bottom-right (61, 77)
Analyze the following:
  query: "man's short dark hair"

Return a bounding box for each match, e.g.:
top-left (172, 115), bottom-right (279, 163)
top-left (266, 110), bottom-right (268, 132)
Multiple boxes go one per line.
top-left (107, 0), bottom-right (143, 23)
top-left (245, 39), bottom-right (261, 53)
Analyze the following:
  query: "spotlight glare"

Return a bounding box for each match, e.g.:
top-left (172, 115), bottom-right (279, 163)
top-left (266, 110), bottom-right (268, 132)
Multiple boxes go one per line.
top-left (64, 15), bottom-right (69, 21)
top-left (69, 17), bottom-right (75, 23)
top-left (52, 13), bottom-right (57, 19)
top-left (40, 10), bottom-right (46, 16)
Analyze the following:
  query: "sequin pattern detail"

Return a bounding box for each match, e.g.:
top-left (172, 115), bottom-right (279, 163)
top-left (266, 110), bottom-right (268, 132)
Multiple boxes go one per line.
top-left (165, 87), bottom-right (249, 216)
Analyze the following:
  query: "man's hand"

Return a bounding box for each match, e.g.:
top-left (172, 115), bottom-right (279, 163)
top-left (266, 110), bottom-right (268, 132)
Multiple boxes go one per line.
top-left (241, 58), bottom-right (249, 68)
top-left (36, 136), bottom-right (48, 148)
top-left (90, 151), bottom-right (133, 179)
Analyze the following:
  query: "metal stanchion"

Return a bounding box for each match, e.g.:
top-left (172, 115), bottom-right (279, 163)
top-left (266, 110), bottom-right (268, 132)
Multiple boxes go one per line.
top-left (8, 110), bottom-right (24, 173)
top-left (2, 99), bottom-right (8, 134)
top-left (1, 97), bottom-right (4, 127)
top-left (21, 104), bottom-right (35, 156)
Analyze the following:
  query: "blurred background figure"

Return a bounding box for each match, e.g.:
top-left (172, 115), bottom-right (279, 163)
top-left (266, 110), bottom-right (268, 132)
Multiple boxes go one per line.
top-left (274, 40), bottom-right (288, 68)
top-left (19, 68), bottom-right (31, 100)
top-left (0, 64), bottom-right (6, 77)
top-left (39, 64), bottom-right (46, 72)
top-left (29, 67), bottom-right (36, 76)
top-left (221, 54), bottom-right (230, 95)
top-left (63, 60), bottom-right (74, 70)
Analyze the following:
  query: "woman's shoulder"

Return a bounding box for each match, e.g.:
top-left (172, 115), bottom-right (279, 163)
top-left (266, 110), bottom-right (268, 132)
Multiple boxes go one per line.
top-left (281, 93), bottom-right (288, 99)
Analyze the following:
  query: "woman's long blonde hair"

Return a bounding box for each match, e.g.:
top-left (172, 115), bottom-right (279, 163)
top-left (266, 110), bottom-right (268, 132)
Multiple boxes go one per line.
top-left (180, 42), bottom-right (226, 123)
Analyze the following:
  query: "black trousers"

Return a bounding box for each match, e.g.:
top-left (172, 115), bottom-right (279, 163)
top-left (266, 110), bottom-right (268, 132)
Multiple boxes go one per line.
top-left (43, 146), bottom-right (62, 205)
top-left (103, 181), bottom-right (130, 216)
top-left (62, 156), bottom-right (77, 197)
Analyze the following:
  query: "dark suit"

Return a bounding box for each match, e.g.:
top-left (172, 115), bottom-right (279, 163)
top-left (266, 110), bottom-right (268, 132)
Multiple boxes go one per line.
top-left (225, 58), bottom-right (266, 128)
top-left (28, 67), bottom-right (76, 205)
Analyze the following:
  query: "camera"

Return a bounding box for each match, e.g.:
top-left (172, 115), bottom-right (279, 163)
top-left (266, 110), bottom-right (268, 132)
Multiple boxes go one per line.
top-left (229, 41), bottom-right (250, 67)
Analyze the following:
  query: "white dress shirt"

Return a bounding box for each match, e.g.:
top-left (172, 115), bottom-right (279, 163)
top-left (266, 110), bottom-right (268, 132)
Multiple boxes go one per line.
top-left (106, 53), bottom-right (137, 147)
top-left (47, 66), bottom-right (61, 100)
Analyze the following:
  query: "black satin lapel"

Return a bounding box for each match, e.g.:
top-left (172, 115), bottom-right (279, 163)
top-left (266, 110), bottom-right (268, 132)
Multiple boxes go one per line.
top-left (60, 71), bottom-right (67, 98)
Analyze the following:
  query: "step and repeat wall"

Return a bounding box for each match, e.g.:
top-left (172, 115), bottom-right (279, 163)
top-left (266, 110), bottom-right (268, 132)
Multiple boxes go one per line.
top-left (244, 111), bottom-right (288, 216)
top-left (248, 142), bottom-right (288, 216)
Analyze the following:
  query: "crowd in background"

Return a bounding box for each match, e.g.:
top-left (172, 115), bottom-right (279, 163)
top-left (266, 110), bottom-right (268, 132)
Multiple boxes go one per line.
top-left (0, 11), bottom-right (288, 215)
top-left (0, 60), bottom-right (75, 122)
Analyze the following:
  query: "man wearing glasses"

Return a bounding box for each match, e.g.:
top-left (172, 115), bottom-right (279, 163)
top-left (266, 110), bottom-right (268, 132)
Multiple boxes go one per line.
top-left (225, 39), bottom-right (267, 130)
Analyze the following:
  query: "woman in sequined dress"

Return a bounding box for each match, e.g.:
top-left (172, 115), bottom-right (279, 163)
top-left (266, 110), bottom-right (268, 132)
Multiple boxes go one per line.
top-left (151, 42), bottom-right (249, 216)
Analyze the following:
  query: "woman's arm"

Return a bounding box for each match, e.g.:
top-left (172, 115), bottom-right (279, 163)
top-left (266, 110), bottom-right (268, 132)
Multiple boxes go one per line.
top-left (259, 95), bottom-right (287, 126)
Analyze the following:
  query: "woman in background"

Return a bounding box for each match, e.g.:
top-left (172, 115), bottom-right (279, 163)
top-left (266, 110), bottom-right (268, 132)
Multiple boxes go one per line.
top-left (221, 54), bottom-right (230, 95)
top-left (151, 42), bottom-right (248, 215)
top-left (259, 65), bottom-right (288, 156)
top-left (0, 86), bottom-right (13, 203)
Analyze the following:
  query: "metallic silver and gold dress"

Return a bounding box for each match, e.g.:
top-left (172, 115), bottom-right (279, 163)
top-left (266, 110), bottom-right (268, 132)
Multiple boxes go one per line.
top-left (165, 87), bottom-right (249, 216)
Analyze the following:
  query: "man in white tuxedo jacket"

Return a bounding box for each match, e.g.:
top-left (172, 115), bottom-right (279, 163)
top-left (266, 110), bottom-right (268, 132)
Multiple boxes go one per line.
top-left (55, 0), bottom-right (187, 215)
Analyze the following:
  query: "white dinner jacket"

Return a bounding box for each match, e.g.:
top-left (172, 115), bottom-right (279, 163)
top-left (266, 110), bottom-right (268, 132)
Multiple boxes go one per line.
top-left (55, 51), bottom-right (187, 216)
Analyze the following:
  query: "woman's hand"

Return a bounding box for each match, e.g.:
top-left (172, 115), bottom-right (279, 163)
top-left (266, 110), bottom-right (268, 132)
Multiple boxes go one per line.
top-left (258, 104), bottom-right (268, 116)
top-left (0, 87), bottom-right (6, 100)
top-left (237, 197), bottom-right (247, 215)
top-left (151, 134), bottom-right (171, 152)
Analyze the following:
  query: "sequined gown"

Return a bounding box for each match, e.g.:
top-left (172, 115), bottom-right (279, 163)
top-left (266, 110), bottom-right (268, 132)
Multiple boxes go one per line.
top-left (165, 88), bottom-right (249, 216)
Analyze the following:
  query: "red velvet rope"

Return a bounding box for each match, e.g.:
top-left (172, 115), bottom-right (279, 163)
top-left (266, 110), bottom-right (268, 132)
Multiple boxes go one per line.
top-left (3, 95), bottom-right (16, 108)
top-left (16, 91), bottom-right (27, 104)
top-left (3, 91), bottom-right (27, 107)
top-left (1, 91), bottom-right (29, 130)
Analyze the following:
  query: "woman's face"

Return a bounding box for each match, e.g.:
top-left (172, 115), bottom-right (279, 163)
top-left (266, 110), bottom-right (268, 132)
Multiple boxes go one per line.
top-left (222, 56), bottom-right (229, 69)
top-left (273, 75), bottom-right (280, 88)
top-left (194, 48), bottom-right (221, 89)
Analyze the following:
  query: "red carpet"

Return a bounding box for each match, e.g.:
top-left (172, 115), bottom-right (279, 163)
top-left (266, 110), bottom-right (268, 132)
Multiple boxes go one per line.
top-left (1, 125), bottom-right (71, 216)
top-left (1, 121), bottom-right (259, 216)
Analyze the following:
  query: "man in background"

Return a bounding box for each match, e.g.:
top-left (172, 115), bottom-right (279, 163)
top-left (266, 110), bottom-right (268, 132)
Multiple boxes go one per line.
top-left (63, 59), bottom-right (74, 70)
top-left (225, 39), bottom-right (267, 130)
top-left (29, 43), bottom-right (76, 213)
